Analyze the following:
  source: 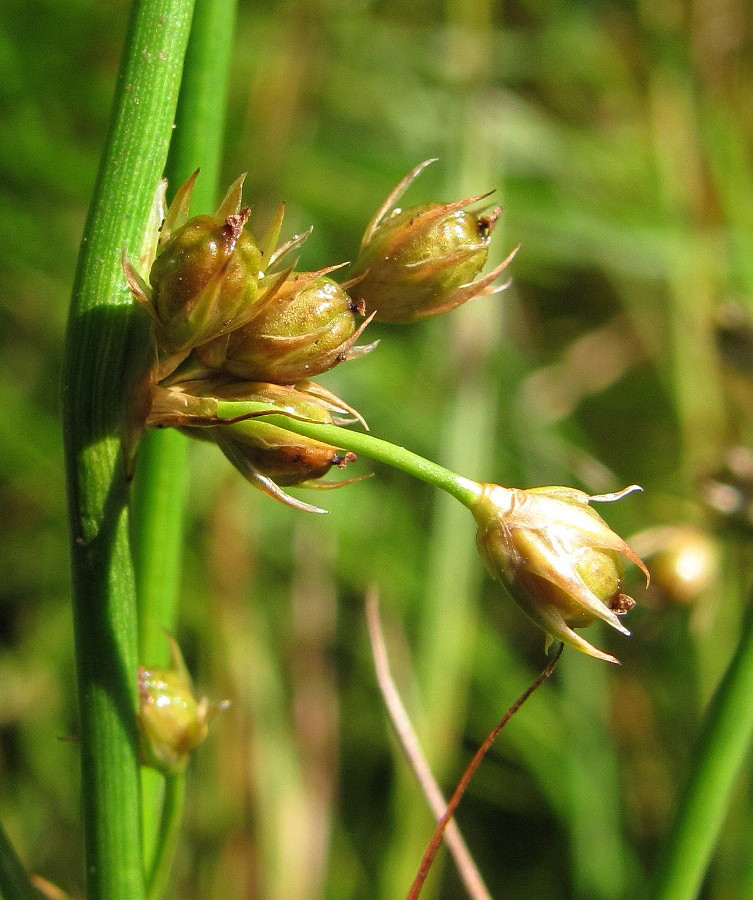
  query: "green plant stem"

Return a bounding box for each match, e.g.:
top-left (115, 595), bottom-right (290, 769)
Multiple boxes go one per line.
top-left (61, 2), bottom-right (194, 897)
top-left (0, 821), bottom-right (37, 900)
top-left (132, 433), bottom-right (190, 666)
top-left (134, 0), bottom-right (237, 669)
top-left (145, 774), bottom-right (187, 900)
top-left (652, 592), bottom-right (753, 900)
top-left (211, 401), bottom-right (483, 507)
top-left (130, 0), bottom-right (237, 884)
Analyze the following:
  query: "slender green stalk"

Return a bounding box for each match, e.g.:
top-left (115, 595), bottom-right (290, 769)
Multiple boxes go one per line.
top-left (131, 435), bottom-right (190, 665)
top-left (211, 401), bottom-right (483, 507)
top-left (652, 591), bottom-right (753, 900)
top-left (130, 0), bottom-right (237, 885)
top-left (61, 2), bottom-right (194, 897)
top-left (562, 650), bottom-right (627, 898)
top-left (0, 821), bottom-right (37, 900)
top-left (145, 774), bottom-right (187, 900)
top-left (132, 0), bottom-right (237, 665)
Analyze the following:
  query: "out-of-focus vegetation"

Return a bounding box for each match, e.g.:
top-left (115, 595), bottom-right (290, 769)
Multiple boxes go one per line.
top-left (3, 0), bottom-right (753, 896)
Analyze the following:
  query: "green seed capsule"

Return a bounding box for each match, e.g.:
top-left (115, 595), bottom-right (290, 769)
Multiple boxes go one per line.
top-left (472, 484), bottom-right (648, 663)
top-left (123, 173), bottom-right (266, 360)
top-left (197, 274), bottom-right (375, 384)
top-left (217, 419), bottom-right (350, 486)
top-left (179, 381), bottom-right (363, 514)
top-left (348, 160), bottom-right (515, 324)
top-left (149, 213), bottom-right (263, 352)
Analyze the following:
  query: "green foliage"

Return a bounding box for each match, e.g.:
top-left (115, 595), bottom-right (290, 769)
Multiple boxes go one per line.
top-left (3, 0), bottom-right (753, 897)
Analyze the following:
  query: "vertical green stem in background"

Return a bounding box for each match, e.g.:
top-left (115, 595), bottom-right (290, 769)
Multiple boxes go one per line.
top-left (130, 0), bottom-right (237, 884)
top-left (646, 68), bottom-right (726, 489)
top-left (561, 651), bottom-right (628, 898)
top-left (145, 774), bottom-right (187, 900)
top-left (381, 2), bottom-right (503, 889)
top-left (132, 0), bottom-right (237, 678)
top-left (60, 2), bottom-right (194, 897)
top-left (652, 592), bottom-right (753, 900)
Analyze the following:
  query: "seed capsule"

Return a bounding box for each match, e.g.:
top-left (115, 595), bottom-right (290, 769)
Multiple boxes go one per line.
top-left (123, 173), bottom-right (265, 357)
top-left (629, 525), bottom-right (719, 608)
top-left (179, 381), bottom-right (364, 514)
top-left (196, 272), bottom-right (376, 384)
top-left (472, 483), bottom-right (647, 663)
top-left (349, 159), bottom-right (517, 323)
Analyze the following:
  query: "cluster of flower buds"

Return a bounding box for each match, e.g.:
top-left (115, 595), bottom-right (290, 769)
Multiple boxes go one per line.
top-left (126, 166), bottom-right (647, 662)
top-left (471, 483), bottom-right (648, 663)
top-left (125, 162), bottom-right (515, 508)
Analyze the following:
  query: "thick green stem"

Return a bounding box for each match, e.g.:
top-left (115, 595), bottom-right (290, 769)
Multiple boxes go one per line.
top-left (652, 592), bottom-right (753, 900)
top-left (131, 0), bottom-right (237, 886)
top-left (212, 401), bottom-right (483, 507)
top-left (61, 2), bottom-right (194, 897)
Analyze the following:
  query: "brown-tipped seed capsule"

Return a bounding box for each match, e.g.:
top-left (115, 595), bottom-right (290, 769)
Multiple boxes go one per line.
top-left (472, 483), bottom-right (648, 664)
top-left (348, 159), bottom-right (516, 323)
top-left (181, 382), bottom-right (362, 514)
top-left (123, 173), bottom-right (265, 357)
top-left (148, 212), bottom-right (263, 352)
top-left (138, 635), bottom-right (219, 774)
top-left (217, 419), bottom-right (353, 487)
top-left (196, 273), bottom-right (376, 384)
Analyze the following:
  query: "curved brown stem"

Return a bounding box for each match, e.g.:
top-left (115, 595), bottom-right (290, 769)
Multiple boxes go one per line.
top-left (406, 642), bottom-right (565, 899)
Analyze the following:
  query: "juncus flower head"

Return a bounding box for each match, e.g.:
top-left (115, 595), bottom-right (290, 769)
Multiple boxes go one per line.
top-left (124, 173), bottom-right (266, 357)
top-left (472, 483), bottom-right (648, 664)
top-left (348, 159), bottom-right (517, 324)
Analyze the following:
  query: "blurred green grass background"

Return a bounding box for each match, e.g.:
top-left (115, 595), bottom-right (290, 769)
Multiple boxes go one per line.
top-left (3, 0), bottom-right (753, 896)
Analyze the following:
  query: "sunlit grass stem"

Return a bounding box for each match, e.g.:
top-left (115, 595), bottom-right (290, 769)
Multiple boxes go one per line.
top-left (60, 1), bottom-right (194, 896)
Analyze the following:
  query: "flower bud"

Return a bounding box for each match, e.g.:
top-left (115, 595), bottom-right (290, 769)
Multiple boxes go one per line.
top-left (472, 483), bottom-right (648, 663)
top-left (196, 271), bottom-right (376, 384)
top-left (124, 173), bottom-right (265, 356)
top-left (348, 159), bottom-right (517, 323)
top-left (138, 635), bottom-right (219, 774)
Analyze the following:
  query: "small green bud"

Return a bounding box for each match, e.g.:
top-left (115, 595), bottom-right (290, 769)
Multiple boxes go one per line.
top-left (149, 212), bottom-right (262, 349)
top-left (123, 173), bottom-right (265, 356)
top-left (196, 272), bottom-right (376, 384)
top-left (138, 635), bottom-right (220, 774)
top-left (349, 159), bottom-right (517, 323)
top-left (472, 483), bottom-right (648, 663)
